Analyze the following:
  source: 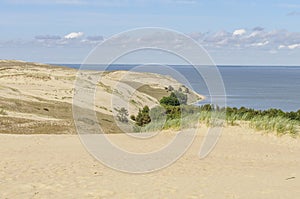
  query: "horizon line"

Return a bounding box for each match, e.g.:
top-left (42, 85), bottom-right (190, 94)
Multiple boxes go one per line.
top-left (49, 63), bottom-right (300, 67)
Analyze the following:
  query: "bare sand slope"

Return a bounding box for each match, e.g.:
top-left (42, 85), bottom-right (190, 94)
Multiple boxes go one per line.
top-left (1, 126), bottom-right (299, 199)
top-left (0, 60), bottom-right (202, 134)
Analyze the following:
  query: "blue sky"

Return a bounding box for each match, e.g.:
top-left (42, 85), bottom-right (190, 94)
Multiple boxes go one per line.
top-left (1, 0), bottom-right (300, 65)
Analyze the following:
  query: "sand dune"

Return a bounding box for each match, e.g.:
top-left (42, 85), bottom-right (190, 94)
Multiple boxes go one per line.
top-left (0, 126), bottom-right (299, 198)
top-left (0, 60), bottom-right (201, 134)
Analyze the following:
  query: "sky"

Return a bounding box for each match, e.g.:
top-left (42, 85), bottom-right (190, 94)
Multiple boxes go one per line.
top-left (0, 0), bottom-right (300, 65)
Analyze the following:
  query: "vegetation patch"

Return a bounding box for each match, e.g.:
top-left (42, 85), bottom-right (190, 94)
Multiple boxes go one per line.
top-left (130, 91), bottom-right (300, 137)
top-left (26, 73), bottom-right (51, 81)
top-left (98, 82), bottom-right (113, 93)
top-left (54, 75), bottom-right (76, 81)
top-left (137, 85), bottom-right (169, 100)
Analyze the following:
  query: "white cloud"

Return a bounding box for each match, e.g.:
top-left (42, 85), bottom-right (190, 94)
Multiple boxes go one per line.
top-left (64, 32), bottom-right (84, 39)
top-left (233, 29), bottom-right (246, 36)
top-left (250, 41), bottom-right (269, 47)
top-left (248, 31), bottom-right (262, 38)
top-left (288, 43), bottom-right (300, 49)
top-left (32, 32), bottom-right (104, 47)
top-left (198, 29), bottom-right (300, 51)
top-left (278, 43), bottom-right (300, 50)
top-left (81, 35), bottom-right (104, 45)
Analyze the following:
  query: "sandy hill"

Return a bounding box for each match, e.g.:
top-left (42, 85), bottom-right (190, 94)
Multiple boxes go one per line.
top-left (0, 60), bottom-right (202, 134)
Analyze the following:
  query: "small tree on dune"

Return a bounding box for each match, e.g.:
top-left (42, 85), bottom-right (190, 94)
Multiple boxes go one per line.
top-left (135, 106), bottom-right (151, 126)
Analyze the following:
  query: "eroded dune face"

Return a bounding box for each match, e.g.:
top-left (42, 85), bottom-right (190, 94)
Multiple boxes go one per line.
top-left (0, 60), bottom-right (202, 134)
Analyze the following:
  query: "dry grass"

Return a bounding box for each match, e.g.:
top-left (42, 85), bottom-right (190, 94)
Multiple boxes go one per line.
top-left (0, 108), bottom-right (7, 115)
top-left (0, 95), bottom-right (125, 134)
top-left (137, 85), bottom-right (169, 100)
top-left (121, 81), bottom-right (169, 101)
top-left (25, 73), bottom-right (51, 81)
top-left (98, 82), bottom-right (113, 93)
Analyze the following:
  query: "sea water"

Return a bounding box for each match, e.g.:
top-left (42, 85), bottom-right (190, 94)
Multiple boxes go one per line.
top-left (57, 64), bottom-right (300, 112)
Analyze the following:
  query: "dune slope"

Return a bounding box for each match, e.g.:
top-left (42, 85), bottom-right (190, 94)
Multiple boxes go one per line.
top-left (0, 60), bottom-right (202, 134)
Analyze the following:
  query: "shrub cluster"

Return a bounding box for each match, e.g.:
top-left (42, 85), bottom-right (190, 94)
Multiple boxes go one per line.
top-left (160, 91), bottom-right (187, 106)
top-left (225, 106), bottom-right (300, 122)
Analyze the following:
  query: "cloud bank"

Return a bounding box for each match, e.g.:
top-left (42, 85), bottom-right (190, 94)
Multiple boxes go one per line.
top-left (187, 28), bottom-right (300, 52)
top-left (27, 32), bottom-right (103, 47)
top-left (2, 29), bottom-right (300, 54)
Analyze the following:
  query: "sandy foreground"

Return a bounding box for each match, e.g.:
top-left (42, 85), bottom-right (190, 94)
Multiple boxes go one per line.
top-left (1, 126), bottom-right (299, 199)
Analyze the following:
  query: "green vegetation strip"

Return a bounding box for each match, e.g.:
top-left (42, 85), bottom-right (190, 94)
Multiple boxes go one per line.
top-left (127, 92), bottom-right (300, 137)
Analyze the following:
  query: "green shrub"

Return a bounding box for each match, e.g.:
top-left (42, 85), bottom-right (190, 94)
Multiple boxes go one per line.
top-left (160, 92), bottom-right (180, 106)
top-left (159, 91), bottom-right (187, 106)
top-left (135, 106), bottom-right (151, 126)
